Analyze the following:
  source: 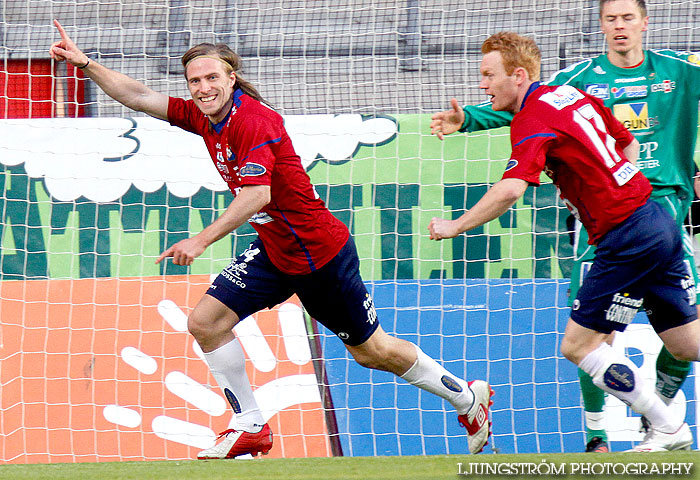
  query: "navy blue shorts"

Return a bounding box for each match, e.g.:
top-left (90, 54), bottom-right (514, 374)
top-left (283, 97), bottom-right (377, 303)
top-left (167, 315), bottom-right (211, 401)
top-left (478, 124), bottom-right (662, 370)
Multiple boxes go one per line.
top-left (571, 200), bottom-right (697, 334)
top-left (206, 236), bottom-right (379, 346)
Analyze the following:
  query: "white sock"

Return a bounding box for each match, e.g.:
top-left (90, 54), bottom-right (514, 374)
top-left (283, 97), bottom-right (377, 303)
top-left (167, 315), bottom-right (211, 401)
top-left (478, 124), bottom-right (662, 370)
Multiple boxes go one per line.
top-left (203, 338), bottom-right (265, 432)
top-left (584, 411), bottom-right (605, 431)
top-left (400, 344), bottom-right (475, 415)
top-left (579, 343), bottom-right (680, 433)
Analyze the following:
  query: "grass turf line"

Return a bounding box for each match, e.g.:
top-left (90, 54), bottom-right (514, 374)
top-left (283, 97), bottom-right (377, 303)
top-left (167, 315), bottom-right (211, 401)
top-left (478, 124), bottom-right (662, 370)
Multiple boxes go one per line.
top-left (0, 451), bottom-right (697, 480)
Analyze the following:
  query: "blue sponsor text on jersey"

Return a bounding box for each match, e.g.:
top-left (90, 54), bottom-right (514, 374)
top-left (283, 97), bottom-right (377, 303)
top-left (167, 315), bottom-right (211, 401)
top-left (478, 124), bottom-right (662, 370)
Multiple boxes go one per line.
top-left (611, 85), bottom-right (648, 99)
top-left (240, 163), bottom-right (267, 176)
top-left (584, 83), bottom-right (610, 100)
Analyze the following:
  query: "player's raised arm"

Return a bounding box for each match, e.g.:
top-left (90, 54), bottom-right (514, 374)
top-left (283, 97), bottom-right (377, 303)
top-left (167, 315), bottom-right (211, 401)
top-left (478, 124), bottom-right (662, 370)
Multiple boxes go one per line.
top-left (50, 19), bottom-right (169, 120)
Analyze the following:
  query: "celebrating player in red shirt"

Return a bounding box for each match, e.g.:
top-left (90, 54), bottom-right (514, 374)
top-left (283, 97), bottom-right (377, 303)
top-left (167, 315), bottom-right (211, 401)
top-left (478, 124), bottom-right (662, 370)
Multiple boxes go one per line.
top-left (429, 32), bottom-right (699, 452)
top-left (51, 21), bottom-right (493, 457)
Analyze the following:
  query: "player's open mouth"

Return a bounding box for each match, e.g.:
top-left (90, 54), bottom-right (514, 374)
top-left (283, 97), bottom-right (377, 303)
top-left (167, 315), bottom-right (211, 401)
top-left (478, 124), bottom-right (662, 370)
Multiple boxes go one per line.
top-left (614, 35), bottom-right (627, 41)
top-left (200, 95), bottom-right (217, 103)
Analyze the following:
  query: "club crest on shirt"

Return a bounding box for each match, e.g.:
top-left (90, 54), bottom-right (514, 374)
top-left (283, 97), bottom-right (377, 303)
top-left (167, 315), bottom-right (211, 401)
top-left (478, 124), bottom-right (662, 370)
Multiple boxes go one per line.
top-left (240, 163), bottom-right (267, 176)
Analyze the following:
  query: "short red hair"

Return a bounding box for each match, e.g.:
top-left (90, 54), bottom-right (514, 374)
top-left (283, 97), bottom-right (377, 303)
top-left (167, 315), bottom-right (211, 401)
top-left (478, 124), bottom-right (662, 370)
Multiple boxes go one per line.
top-left (481, 32), bottom-right (541, 81)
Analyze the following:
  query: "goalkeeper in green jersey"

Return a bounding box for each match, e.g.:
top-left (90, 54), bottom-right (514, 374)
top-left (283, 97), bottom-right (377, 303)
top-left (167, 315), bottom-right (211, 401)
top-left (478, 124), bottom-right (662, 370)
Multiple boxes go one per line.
top-left (431, 0), bottom-right (700, 452)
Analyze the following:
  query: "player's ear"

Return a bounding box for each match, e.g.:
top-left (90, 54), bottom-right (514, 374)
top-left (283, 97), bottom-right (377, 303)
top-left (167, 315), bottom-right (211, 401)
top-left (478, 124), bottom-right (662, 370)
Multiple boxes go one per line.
top-left (514, 67), bottom-right (528, 85)
top-left (229, 71), bottom-right (236, 88)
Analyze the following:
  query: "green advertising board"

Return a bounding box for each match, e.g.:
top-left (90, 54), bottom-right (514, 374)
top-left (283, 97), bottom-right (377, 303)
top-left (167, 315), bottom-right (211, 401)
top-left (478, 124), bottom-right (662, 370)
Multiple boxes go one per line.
top-left (0, 114), bottom-right (573, 281)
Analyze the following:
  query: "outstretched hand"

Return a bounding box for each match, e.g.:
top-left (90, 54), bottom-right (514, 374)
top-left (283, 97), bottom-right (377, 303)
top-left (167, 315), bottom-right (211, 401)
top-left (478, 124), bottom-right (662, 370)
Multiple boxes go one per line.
top-left (430, 98), bottom-right (465, 140)
top-left (155, 236), bottom-right (208, 266)
top-left (49, 19), bottom-right (90, 68)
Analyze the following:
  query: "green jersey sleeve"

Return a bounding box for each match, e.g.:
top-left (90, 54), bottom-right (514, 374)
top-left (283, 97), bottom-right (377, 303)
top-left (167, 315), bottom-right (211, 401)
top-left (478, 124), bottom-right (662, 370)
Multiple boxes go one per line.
top-left (458, 102), bottom-right (513, 133)
top-left (544, 58), bottom-right (593, 90)
top-left (456, 59), bottom-right (595, 133)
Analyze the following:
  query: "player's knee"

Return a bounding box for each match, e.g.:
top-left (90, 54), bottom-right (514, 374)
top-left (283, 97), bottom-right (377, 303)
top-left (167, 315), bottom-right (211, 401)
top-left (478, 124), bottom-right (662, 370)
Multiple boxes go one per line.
top-left (663, 343), bottom-right (699, 362)
top-left (187, 308), bottom-right (225, 344)
top-left (187, 310), bottom-right (209, 341)
top-left (559, 336), bottom-right (581, 364)
top-left (348, 340), bottom-right (398, 371)
top-left (350, 347), bottom-right (385, 370)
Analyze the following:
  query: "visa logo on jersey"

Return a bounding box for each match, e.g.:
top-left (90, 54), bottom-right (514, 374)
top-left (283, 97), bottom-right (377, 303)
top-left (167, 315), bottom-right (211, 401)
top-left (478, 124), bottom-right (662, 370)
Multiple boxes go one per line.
top-left (613, 102), bottom-right (651, 130)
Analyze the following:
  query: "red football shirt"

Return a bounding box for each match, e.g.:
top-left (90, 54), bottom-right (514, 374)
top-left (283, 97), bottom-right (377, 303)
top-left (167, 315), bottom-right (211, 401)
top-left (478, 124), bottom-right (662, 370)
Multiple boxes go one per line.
top-left (502, 83), bottom-right (652, 244)
top-left (168, 90), bottom-right (349, 274)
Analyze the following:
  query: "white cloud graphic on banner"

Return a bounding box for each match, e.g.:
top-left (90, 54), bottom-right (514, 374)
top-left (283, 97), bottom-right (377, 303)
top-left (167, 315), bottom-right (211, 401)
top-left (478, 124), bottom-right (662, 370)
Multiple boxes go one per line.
top-left (284, 114), bottom-right (397, 168)
top-left (0, 114), bottom-right (396, 203)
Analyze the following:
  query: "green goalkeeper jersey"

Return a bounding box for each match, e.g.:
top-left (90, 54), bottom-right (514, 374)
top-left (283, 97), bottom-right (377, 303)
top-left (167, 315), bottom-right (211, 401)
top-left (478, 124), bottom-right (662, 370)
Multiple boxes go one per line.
top-left (460, 49), bottom-right (700, 202)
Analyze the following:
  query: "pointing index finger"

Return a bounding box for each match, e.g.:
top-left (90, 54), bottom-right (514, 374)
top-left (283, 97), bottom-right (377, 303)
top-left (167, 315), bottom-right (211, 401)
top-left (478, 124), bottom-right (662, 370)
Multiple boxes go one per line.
top-left (155, 250), bottom-right (171, 265)
top-left (53, 19), bottom-right (68, 40)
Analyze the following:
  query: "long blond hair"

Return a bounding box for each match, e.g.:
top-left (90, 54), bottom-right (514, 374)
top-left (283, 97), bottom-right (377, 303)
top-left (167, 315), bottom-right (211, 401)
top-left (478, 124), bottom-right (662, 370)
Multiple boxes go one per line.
top-left (181, 43), bottom-right (268, 104)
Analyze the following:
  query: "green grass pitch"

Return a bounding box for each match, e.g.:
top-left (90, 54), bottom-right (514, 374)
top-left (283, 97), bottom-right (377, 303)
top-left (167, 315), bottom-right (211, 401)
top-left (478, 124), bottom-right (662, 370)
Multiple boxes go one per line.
top-left (0, 451), bottom-right (697, 480)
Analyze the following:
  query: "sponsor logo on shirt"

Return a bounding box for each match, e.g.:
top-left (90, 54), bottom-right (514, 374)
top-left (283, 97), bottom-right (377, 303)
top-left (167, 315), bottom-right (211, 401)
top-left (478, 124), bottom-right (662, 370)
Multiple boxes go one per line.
top-left (240, 163), bottom-right (267, 176)
top-left (612, 161), bottom-right (639, 186)
top-left (613, 102), bottom-right (659, 131)
top-left (539, 86), bottom-right (584, 110)
top-left (638, 141), bottom-right (659, 170)
top-left (505, 159), bottom-right (518, 171)
top-left (249, 212), bottom-right (274, 224)
top-left (584, 83), bottom-right (610, 100)
top-left (611, 85), bottom-right (647, 98)
top-left (637, 159), bottom-right (660, 169)
top-left (614, 76), bottom-right (646, 83)
top-left (650, 80), bottom-right (676, 93)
